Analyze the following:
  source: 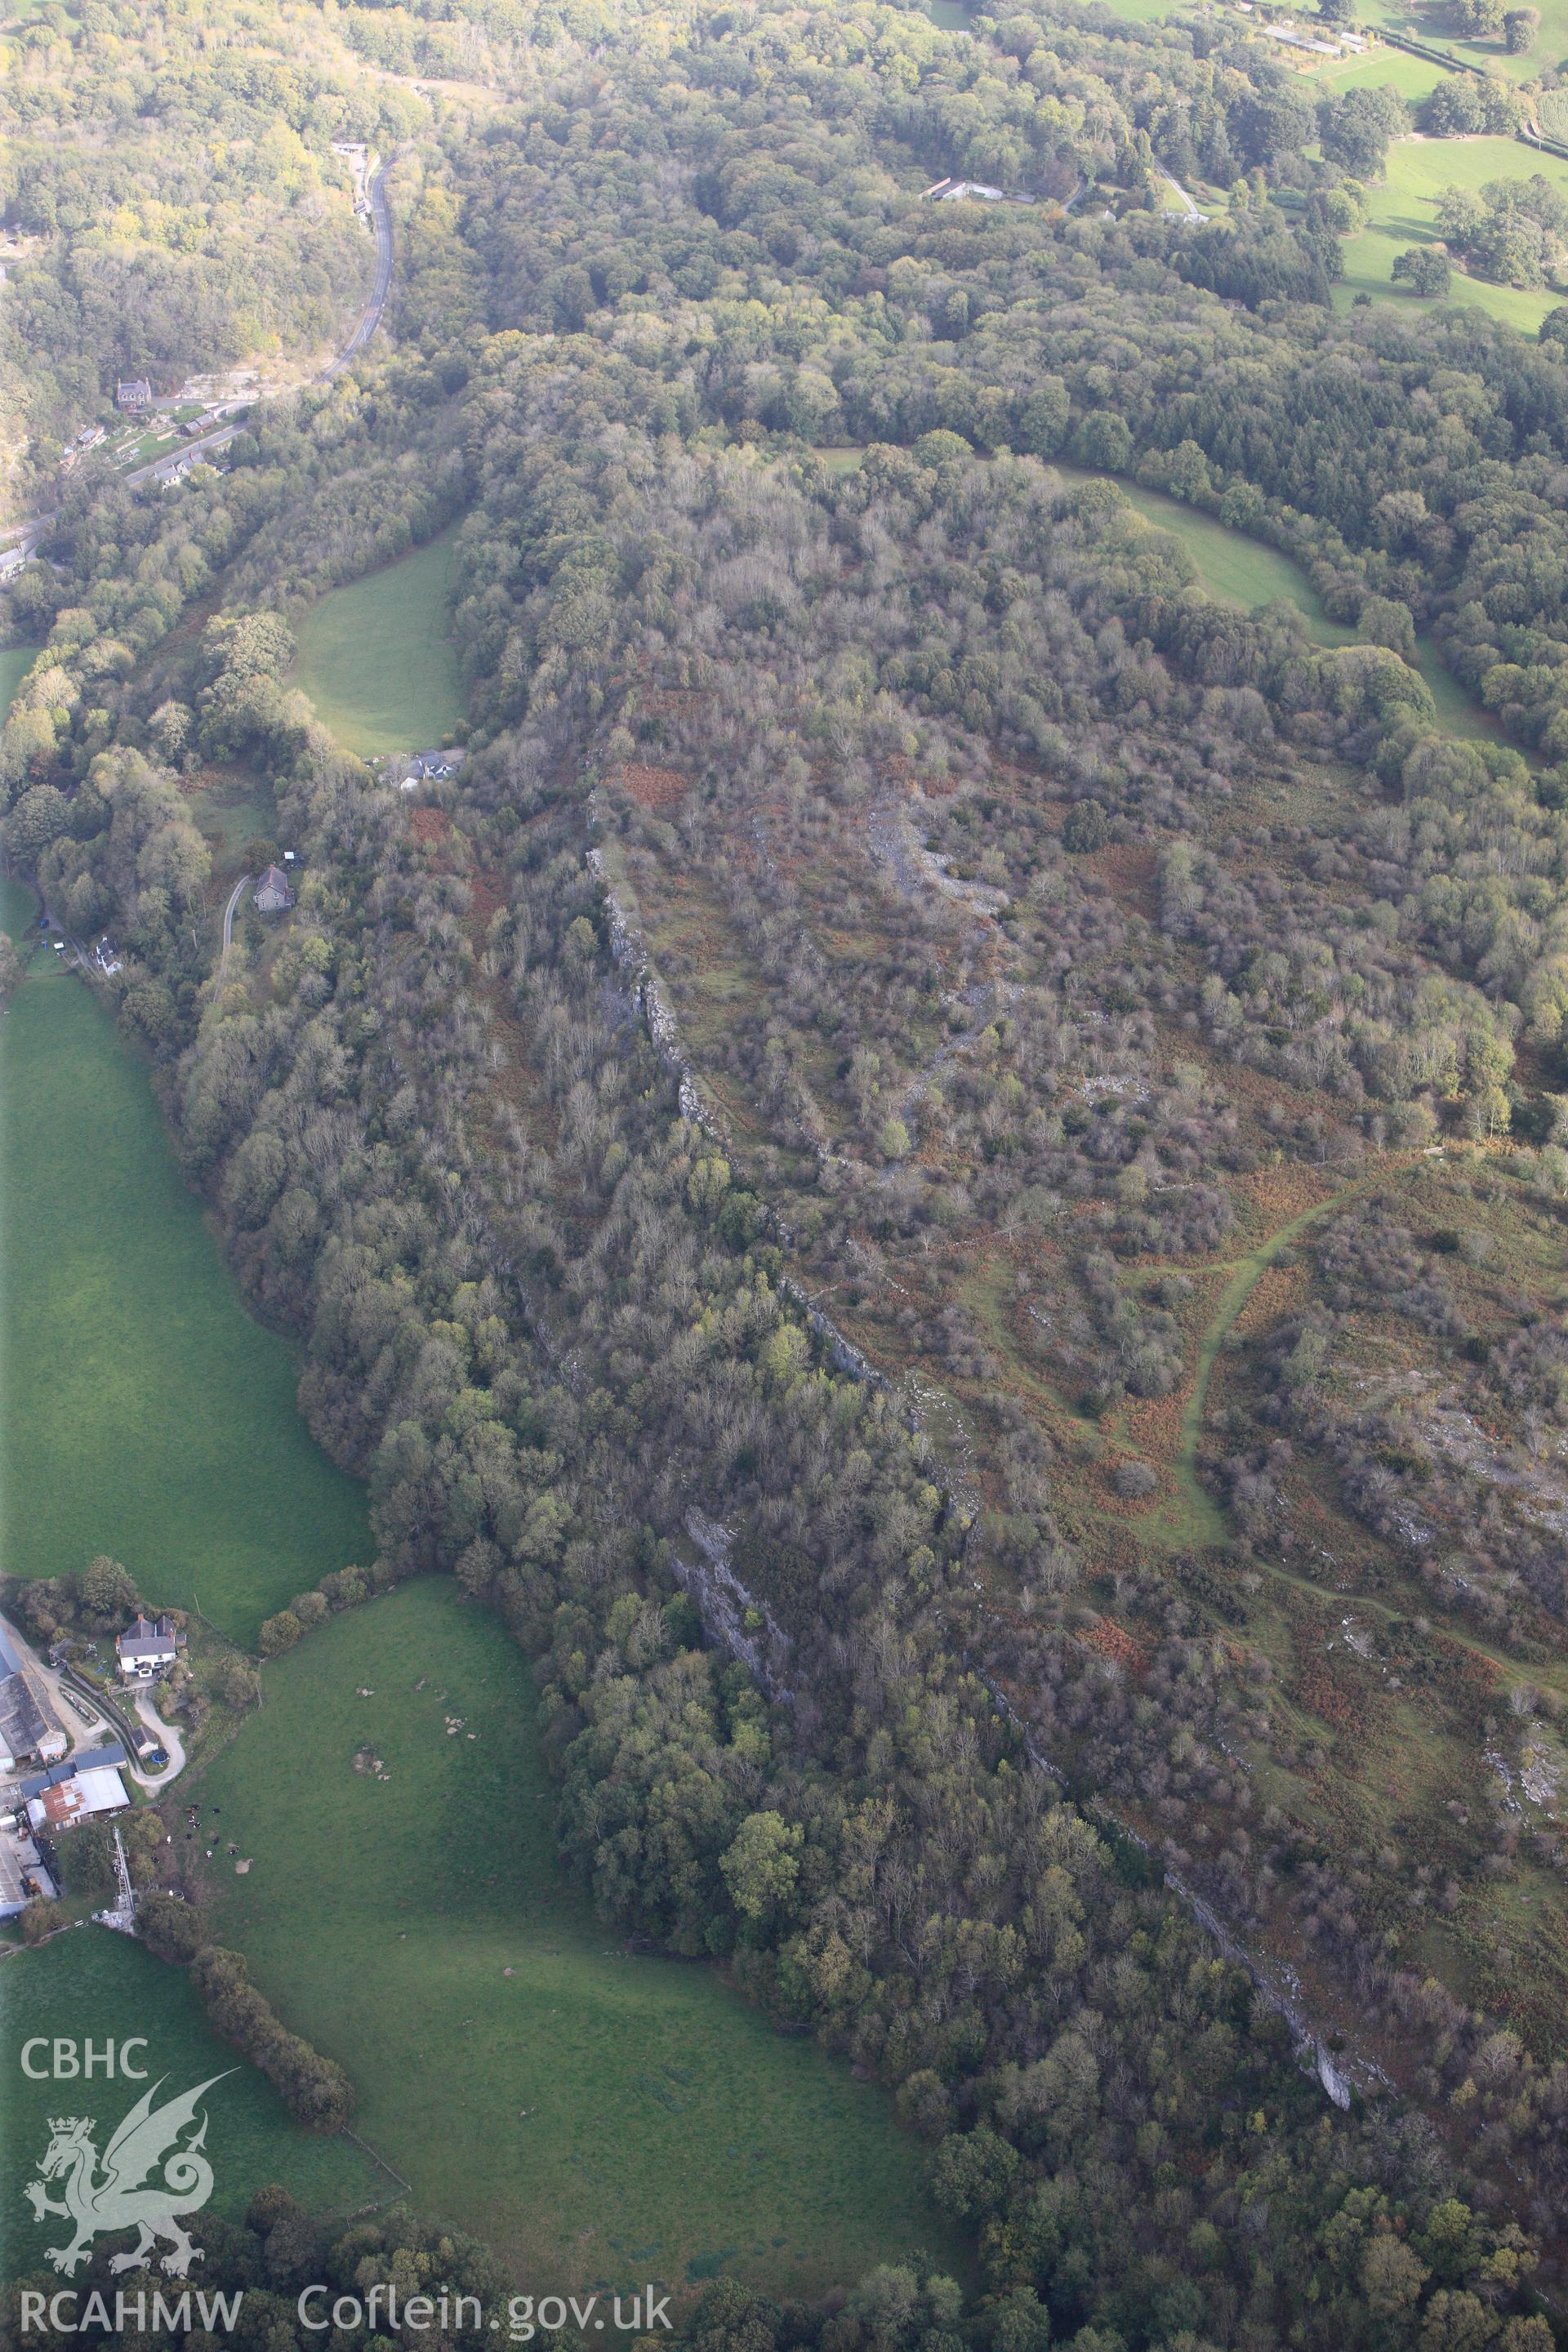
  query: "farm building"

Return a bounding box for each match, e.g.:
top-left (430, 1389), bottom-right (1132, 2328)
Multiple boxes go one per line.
top-left (116, 1612), bottom-right (185, 1681)
top-left (0, 1624), bottom-right (67, 1774)
top-left (0, 1822), bottom-right (56, 1920)
top-left (254, 865), bottom-right (296, 914)
top-left (921, 177), bottom-right (1034, 203)
top-left (20, 1744), bottom-right (131, 1830)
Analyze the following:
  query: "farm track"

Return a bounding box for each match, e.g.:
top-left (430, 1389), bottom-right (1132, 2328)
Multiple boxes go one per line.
top-left (1107, 1151), bottom-right (1568, 1704)
top-left (1133, 1169), bottom-right (1388, 1548)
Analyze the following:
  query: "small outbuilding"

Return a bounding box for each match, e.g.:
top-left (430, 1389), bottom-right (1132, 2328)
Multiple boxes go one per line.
top-left (254, 865), bottom-right (296, 915)
top-left (921, 177), bottom-right (1028, 203)
top-left (397, 746), bottom-right (467, 788)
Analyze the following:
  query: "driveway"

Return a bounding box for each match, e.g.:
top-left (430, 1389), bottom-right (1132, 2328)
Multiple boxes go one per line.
top-left (1157, 168), bottom-right (1207, 221)
top-left (127, 1687), bottom-right (186, 1786)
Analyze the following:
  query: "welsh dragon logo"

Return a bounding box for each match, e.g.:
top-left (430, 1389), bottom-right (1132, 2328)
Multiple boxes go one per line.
top-left (24, 2074), bottom-right (231, 2277)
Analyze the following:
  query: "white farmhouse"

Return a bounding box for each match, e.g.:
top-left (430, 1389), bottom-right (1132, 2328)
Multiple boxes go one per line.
top-left (116, 1612), bottom-right (185, 1681)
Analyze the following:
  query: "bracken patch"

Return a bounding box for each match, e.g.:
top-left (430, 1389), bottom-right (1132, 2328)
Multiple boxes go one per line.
top-left (620, 762), bottom-right (688, 813)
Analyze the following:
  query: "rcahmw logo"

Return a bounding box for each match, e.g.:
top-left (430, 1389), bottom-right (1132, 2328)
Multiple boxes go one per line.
top-left (19, 2290), bottom-right (245, 2338)
top-left (20, 2041), bottom-right (233, 2284)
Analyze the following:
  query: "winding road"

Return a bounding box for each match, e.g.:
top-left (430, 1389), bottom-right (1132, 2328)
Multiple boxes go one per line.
top-left (0, 163), bottom-right (394, 558)
top-left (329, 163), bottom-right (395, 375)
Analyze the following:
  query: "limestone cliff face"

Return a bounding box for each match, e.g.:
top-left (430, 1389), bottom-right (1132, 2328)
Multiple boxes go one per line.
top-left (675, 1510), bottom-right (795, 1707)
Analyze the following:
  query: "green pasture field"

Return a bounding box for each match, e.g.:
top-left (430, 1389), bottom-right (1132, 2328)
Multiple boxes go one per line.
top-left (1352, 0), bottom-right (1568, 78)
top-left (823, 448), bottom-right (1354, 649)
top-left (1, 1930), bottom-right (379, 2281)
top-left (1090, 0), bottom-right (1193, 20)
top-left (0, 889), bottom-right (371, 1647)
top-left (196, 1580), bottom-right (964, 2296)
top-left (292, 524), bottom-right (464, 760)
top-left (1304, 43), bottom-right (1448, 99)
top-left (1373, 128), bottom-right (1568, 206)
top-left (1334, 135), bottom-right (1568, 336)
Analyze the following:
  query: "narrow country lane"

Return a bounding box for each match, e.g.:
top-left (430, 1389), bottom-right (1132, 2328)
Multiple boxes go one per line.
top-left (327, 163), bottom-right (395, 375)
top-left (220, 873), bottom-right (252, 969)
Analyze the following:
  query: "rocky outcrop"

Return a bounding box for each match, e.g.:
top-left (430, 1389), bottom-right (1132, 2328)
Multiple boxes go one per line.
top-left (972, 1649), bottom-right (1368, 2111)
top-left (675, 1510), bottom-right (795, 1704)
top-left (587, 847), bottom-right (728, 1142)
top-left (1164, 1869), bottom-right (1360, 2111)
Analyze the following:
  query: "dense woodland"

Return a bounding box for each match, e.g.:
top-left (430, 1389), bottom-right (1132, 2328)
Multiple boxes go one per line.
top-left (9, 0), bottom-right (1568, 2346)
top-left (0, 0), bottom-right (446, 505)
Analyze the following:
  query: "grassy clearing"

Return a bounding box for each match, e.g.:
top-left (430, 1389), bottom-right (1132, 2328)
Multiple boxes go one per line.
top-left (196, 1581), bottom-right (963, 2296)
top-left (1334, 136), bottom-right (1568, 336)
top-left (811, 445), bottom-right (1485, 728)
top-left (1054, 462), bottom-right (1494, 736)
top-left (817, 449), bottom-right (1355, 648)
top-left (1054, 462), bottom-right (1357, 637)
top-left (1333, 230), bottom-right (1560, 336)
top-left (1411, 638), bottom-right (1500, 737)
top-left (1, 871), bottom-right (36, 942)
top-left (292, 523), bottom-right (464, 760)
top-left (0, 938), bottom-right (371, 1648)
top-left (1, 644), bottom-right (38, 720)
top-left (1, 1930), bottom-right (379, 2281)
top-left (184, 771), bottom-right (278, 869)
